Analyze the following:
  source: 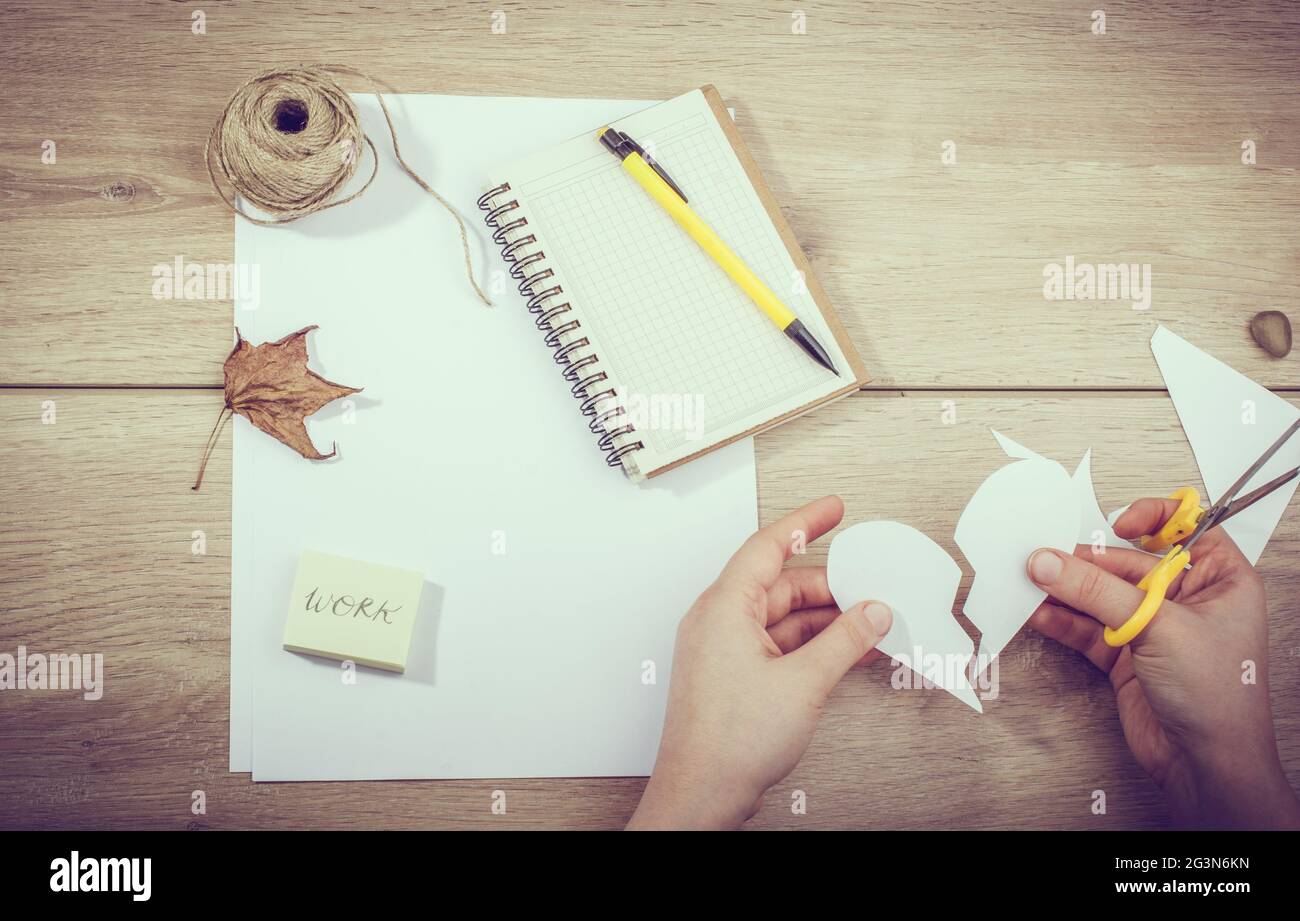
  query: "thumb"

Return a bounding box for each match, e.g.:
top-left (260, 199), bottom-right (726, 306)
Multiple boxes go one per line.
top-left (1027, 548), bottom-right (1148, 632)
top-left (788, 600), bottom-right (892, 696)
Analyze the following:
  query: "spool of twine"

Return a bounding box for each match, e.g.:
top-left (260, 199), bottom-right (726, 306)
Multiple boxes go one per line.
top-left (205, 64), bottom-right (490, 305)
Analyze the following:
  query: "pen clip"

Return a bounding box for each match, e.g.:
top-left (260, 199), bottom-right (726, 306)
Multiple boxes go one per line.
top-left (598, 129), bottom-right (689, 203)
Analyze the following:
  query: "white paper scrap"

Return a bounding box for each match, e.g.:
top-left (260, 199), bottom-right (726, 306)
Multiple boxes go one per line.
top-left (956, 431), bottom-right (1080, 666)
top-left (827, 521), bottom-right (982, 712)
top-left (1151, 326), bottom-right (1300, 565)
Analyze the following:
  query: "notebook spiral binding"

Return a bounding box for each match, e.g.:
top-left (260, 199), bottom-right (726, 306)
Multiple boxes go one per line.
top-left (477, 183), bottom-right (645, 470)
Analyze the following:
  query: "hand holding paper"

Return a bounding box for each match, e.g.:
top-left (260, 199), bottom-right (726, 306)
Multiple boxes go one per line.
top-left (629, 496), bottom-right (892, 830)
top-left (825, 431), bottom-right (1114, 710)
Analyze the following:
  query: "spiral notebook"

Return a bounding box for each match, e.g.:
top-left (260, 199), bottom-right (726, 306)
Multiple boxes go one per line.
top-left (478, 86), bottom-right (868, 480)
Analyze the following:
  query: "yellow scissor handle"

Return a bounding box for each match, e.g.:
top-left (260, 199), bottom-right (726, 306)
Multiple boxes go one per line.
top-left (1139, 487), bottom-right (1204, 553)
top-left (1103, 545), bottom-right (1190, 646)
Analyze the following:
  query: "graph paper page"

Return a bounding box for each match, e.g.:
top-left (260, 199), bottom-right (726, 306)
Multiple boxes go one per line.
top-left (497, 89), bottom-right (849, 473)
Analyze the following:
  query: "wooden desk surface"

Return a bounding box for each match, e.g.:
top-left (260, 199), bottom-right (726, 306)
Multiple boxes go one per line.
top-left (1, 1), bottom-right (1297, 829)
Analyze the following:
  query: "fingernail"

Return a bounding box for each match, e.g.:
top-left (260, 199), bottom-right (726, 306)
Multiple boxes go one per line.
top-left (1028, 548), bottom-right (1064, 585)
top-left (862, 602), bottom-right (892, 635)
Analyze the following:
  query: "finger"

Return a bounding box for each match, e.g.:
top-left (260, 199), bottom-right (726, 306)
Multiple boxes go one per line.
top-left (1112, 497), bottom-right (1183, 542)
top-left (1074, 543), bottom-right (1157, 583)
top-left (1114, 496), bottom-right (1241, 564)
top-left (1026, 548), bottom-right (1147, 631)
top-left (766, 606), bottom-right (886, 662)
top-left (719, 495), bottom-right (845, 589)
top-left (1076, 543), bottom-right (1190, 599)
top-left (764, 566), bottom-right (834, 626)
top-left (785, 600), bottom-right (892, 696)
top-left (782, 603), bottom-right (889, 673)
top-left (1074, 543), bottom-right (1189, 598)
top-left (1026, 601), bottom-right (1121, 672)
top-left (767, 604), bottom-right (839, 653)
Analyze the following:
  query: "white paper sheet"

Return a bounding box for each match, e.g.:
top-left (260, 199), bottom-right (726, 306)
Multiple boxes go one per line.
top-left (230, 94), bottom-right (759, 779)
top-left (826, 522), bottom-right (982, 712)
top-left (1151, 325), bottom-right (1300, 564)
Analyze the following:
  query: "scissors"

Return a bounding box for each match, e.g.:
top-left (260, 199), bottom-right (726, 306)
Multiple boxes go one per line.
top-left (1104, 417), bottom-right (1300, 647)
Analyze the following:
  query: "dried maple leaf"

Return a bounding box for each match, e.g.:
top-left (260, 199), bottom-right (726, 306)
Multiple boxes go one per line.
top-left (192, 325), bottom-right (362, 490)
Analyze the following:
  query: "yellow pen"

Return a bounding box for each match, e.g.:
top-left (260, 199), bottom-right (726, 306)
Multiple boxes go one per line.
top-left (597, 128), bottom-right (838, 375)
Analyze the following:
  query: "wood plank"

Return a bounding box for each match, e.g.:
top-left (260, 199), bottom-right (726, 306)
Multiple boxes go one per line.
top-left (2, 1), bottom-right (1298, 387)
top-left (2, 389), bottom-right (1297, 829)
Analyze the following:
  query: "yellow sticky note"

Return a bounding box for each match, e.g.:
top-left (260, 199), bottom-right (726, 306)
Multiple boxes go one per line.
top-left (282, 550), bottom-right (424, 673)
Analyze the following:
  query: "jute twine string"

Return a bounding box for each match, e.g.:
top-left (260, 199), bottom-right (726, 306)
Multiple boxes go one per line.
top-left (204, 64), bottom-right (490, 305)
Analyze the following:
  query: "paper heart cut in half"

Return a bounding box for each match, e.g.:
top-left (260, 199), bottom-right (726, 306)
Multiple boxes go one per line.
top-left (956, 433), bottom-right (1080, 669)
top-left (827, 430), bottom-right (1129, 711)
top-left (827, 521), bottom-right (983, 712)
top-left (829, 397), bottom-right (1295, 711)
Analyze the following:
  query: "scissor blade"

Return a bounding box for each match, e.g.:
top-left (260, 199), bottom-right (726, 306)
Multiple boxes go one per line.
top-left (1213, 418), bottom-right (1300, 512)
top-left (1213, 465), bottom-right (1300, 529)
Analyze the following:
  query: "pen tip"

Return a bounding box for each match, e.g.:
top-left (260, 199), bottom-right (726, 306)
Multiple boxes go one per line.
top-left (783, 319), bottom-right (838, 376)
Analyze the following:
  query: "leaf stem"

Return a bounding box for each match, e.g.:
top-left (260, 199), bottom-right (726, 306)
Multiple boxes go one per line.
top-left (192, 406), bottom-right (233, 491)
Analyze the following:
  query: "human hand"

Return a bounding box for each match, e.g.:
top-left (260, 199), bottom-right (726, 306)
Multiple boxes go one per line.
top-left (1026, 497), bottom-right (1300, 829)
top-left (626, 495), bottom-right (892, 830)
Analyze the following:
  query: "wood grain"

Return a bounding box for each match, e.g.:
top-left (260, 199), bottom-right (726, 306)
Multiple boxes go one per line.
top-left (3, 0), bottom-right (1299, 830)
top-left (1, 1), bottom-right (1297, 386)
top-left (1, 390), bottom-right (1297, 829)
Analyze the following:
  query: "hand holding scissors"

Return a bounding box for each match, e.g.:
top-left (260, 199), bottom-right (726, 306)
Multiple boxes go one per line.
top-left (1104, 418), bottom-right (1300, 646)
top-left (1025, 423), bottom-right (1300, 828)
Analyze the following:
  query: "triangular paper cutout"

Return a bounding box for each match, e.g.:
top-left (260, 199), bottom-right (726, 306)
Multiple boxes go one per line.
top-left (1073, 450), bottom-right (1132, 551)
top-left (992, 430), bottom-right (1036, 460)
top-left (1151, 326), bottom-right (1300, 564)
